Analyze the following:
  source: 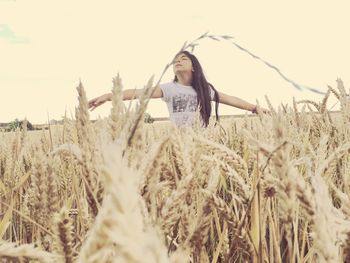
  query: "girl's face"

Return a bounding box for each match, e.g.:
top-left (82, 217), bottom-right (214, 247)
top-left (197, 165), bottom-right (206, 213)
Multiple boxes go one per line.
top-left (173, 53), bottom-right (193, 74)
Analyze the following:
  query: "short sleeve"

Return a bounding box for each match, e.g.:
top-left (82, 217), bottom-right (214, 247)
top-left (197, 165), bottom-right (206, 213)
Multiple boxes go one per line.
top-left (159, 82), bottom-right (172, 103)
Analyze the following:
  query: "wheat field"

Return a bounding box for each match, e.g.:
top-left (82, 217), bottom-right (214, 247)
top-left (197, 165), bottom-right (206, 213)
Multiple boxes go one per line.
top-left (1, 76), bottom-right (350, 263)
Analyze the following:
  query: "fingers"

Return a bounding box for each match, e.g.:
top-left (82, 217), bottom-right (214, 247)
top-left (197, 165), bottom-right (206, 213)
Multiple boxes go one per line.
top-left (88, 102), bottom-right (95, 110)
top-left (88, 99), bottom-right (99, 111)
top-left (88, 99), bottom-right (95, 107)
top-left (89, 101), bottom-right (96, 110)
top-left (88, 95), bottom-right (109, 111)
top-left (255, 108), bottom-right (270, 115)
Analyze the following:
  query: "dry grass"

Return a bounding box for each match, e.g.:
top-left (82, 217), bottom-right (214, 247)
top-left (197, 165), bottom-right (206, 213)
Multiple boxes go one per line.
top-left (1, 75), bottom-right (350, 263)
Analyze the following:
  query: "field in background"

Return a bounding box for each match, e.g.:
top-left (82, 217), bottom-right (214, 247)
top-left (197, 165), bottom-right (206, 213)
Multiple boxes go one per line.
top-left (1, 79), bottom-right (350, 262)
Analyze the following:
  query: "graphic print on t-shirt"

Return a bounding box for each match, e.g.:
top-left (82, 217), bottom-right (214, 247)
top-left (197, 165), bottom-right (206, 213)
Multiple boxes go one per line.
top-left (172, 94), bottom-right (198, 113)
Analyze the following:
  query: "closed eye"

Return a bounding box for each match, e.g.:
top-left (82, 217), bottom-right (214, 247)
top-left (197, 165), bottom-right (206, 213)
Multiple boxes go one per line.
top-left (173, 55), bottom-right (188, 63)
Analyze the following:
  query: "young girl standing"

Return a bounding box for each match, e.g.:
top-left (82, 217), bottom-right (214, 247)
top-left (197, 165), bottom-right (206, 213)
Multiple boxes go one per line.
top-left (88, 51), bottom-right (267, 128)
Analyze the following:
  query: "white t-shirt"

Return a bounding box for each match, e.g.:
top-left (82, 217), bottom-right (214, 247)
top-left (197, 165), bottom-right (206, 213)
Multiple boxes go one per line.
top-left (159, 81), bottom-right (215, 128)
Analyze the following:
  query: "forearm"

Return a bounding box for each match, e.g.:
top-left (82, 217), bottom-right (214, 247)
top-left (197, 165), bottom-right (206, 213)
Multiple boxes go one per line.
top-left (223, 95), bottom-right (256, 112)
top-left (105, 89), bottom-right (141, 101)
top-left (123, 89), bottom-right (142, 100)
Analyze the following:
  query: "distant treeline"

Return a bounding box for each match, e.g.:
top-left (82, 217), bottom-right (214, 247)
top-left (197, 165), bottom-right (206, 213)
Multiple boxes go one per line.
top-left (0, 113), bottom-right (155, 132)
top-left (0, 119), bottom-right (37, 132)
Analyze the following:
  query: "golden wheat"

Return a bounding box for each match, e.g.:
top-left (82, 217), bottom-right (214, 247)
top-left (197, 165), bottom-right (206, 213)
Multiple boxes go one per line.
top-left (1, 78), bottom-right (350, 263)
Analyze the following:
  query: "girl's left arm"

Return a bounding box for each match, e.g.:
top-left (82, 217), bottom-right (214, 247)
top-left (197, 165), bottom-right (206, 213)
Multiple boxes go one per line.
top-left (217, 91), bottom-right (257, 113)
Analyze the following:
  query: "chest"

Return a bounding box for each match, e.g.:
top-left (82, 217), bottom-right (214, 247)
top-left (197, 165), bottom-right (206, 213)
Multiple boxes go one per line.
top-left (171, 92), bottom-right (198, 113)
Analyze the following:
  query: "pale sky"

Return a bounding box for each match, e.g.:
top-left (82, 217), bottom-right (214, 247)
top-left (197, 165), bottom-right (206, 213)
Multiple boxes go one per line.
top-left (1, 0), bottom-right (349, 124)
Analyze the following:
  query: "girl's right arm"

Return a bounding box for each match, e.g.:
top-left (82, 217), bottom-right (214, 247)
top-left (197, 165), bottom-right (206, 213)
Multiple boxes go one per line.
top-left (88, 85), bottom-right (163, 111)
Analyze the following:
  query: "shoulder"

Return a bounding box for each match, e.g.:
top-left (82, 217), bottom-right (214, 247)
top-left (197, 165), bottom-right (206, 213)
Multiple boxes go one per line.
top-left (159, 81), bottom-right (177, 95)
top-left (159, 81), bottom-right (176, 89)
top-left (159, 81), bottom-right (176, 101)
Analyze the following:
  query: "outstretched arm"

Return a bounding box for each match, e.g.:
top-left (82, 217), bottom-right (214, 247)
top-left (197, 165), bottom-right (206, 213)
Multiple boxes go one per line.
top-left (216, 91), bottom-right (269, 114)
top-left (88, 85), bottom-right (163, 111)
top-left (217, 91), bottom-right (257, 113)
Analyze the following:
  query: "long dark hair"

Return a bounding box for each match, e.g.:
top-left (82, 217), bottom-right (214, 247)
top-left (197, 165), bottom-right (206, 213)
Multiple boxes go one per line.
top-left (173, 50), bottom-right (220, 127)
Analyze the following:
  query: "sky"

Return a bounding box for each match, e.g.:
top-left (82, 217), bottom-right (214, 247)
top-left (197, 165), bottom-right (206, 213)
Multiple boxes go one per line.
top-left (1, 0), bottom-right (349, 124)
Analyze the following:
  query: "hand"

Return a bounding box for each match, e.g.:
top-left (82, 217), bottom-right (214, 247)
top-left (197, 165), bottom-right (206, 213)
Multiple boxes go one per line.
top-left (88, 93), bottom-right (110, 111)
top-left (258, 107), bottom-right (270, 115)
top-left (252, 106), bottom-right (270, 115)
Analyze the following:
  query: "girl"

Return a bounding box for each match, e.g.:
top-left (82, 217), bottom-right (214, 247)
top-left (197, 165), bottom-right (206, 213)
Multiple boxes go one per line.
top-left (88, 51), bottom-right (267, 128)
